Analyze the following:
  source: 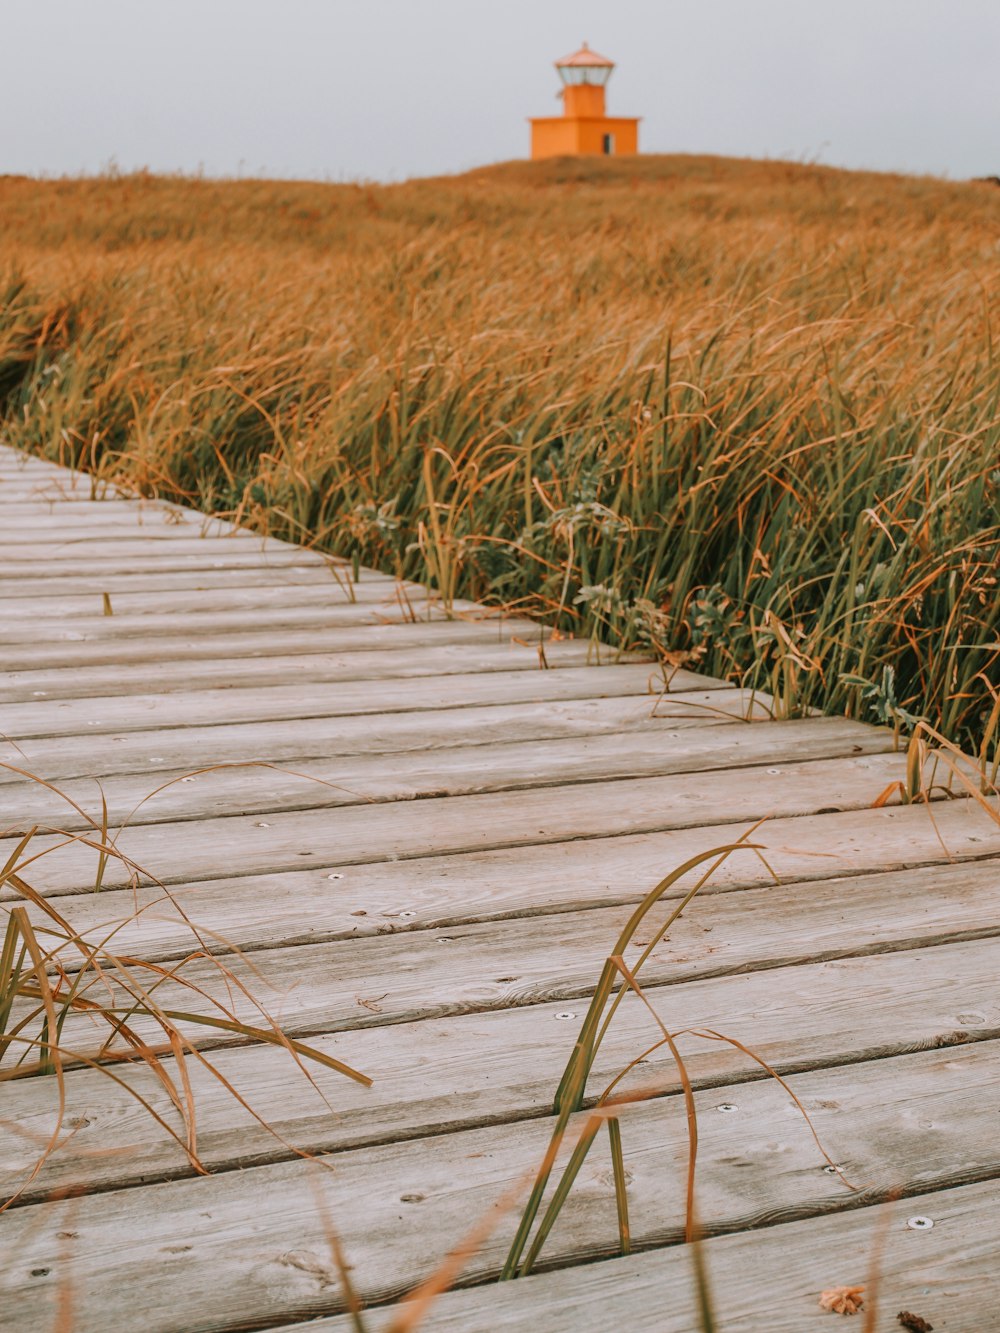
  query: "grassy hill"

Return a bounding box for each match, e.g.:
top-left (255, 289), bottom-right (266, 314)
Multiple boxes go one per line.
top-left (1, 157), bottom-right (998, 750)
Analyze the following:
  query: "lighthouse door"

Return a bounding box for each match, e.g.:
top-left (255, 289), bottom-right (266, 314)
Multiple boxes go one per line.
top-left (602, 133), bottom-right (615, 155)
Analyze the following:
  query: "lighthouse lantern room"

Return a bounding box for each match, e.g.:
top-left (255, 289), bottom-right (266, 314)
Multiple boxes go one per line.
top-left (530, 43), bottom-right (640, 160)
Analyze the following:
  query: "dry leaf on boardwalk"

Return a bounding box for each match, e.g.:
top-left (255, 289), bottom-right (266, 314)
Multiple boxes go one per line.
top-left (897, 1314), bottom-right (933, 1332)
top-left (819, 1285), bottom-right (866, 1315)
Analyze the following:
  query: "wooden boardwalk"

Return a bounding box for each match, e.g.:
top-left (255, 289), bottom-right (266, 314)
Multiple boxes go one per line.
top-left (2, 443), bottom-right (999, 1331)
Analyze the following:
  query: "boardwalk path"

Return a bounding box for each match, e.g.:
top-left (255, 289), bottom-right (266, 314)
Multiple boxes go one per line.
top-left (1, 444), bottom-right (999, 1331)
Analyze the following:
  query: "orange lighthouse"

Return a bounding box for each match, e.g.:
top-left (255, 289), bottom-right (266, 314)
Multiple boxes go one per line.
top-left (530, 43), bottom-right (639, 160)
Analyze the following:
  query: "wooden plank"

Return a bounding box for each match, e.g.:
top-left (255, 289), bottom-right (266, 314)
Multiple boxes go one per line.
top-left (313, 1179), bottom-right (1000, 1332)
top-left (0, 459), bottom-right (67, 475)
top-left (31, 799), bottom-right (1000, 961)
top-left (0, 580), bottom-right (419, 618)
top-left (1, 640), bottom-right (655, 705)
top-left (0, 499), bottom-right (185, 514)
top-left (23, 802), bottom-right (1000, 962)
top-left (0, 446), bottom-right (78, 468)
top-left (0, 490), bottom-right (126, 505)
top-left (1, 617), bottom-right (545, 673)
top-left (0, 663), bottom-right (693, 746)
top-left (1, 519), bottom-right (275, 543)
top-left (0, 477), bottom-right (93, 487)
top-left (0, 472), bottom-right (116, 496)
top-left (0, 535), bottom-right (321, 562)
top-left (0, 489), bottom-right (122, 504)
top-left (1, 1042), bottom-right (998, 1331)
top-left (4, 926), bottom-right (999, 1200)
top-left (2, 750), bottom-right (913, 895)
top-left (36, 877), bottom-right (1000, 1052)
top-left (2, 717), bottom-right (891, 830)
top-left (0, 506), bottom-right (244, 526)
top-left (0, 550), bottom-right (340, 577)
top-left (0, 565), bottom-right (388, 597)
top-left (0, 597), bottom-right (486, 646)
top-left (0, 501), bottom-right (350, 561)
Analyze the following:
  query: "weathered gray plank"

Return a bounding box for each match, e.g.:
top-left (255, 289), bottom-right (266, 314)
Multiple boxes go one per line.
top-left (2, 519), bottom-right (271, 543)
top-left (2, 716), bottom-right (890, 829)
top-left (1, 616), bottom-right (545, 672)
top-left (313, 1179), bottom-right (1000, 1332)
top-left (36, 879), bottom-right (1000, 1053)
top-left (0, 665), bottom-right (709, 740)
top-left (22, 804), bottom-right (1000, 962)
top-left (0, 579), bottom-right (418, 619)
top-left (0, 458), bottom-right (68, 475)
top-left (1, 1043), bottom-right (997, 1331)
top-left (0, 565), bottom-right (385, 597)
top-left (0, 594), bottom-right (473, 644)
top-left (0, 535), bottom-right (323, 564)
top-left (1, 640), bottom-right (655, 705)
top-left (0, 551), bottom-right (343, 578)
top-left (0, 488), bottom-right (119, 504)
top-left (5, 928), bottom-right (999, 1201)
top-left (0, 498), bottom-right (183, 513)
top-left (0, 506), bottom-right (261, 529)
top-left (2, 750), bottom-right (913, 895)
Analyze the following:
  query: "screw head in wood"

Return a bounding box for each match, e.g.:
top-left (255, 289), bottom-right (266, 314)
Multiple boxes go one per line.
top-left (906, 1216), bottom-right (934, 1230)
top-left (716, 1103), bottom-right (739, 1113)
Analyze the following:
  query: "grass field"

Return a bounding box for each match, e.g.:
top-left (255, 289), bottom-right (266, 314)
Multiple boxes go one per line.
top-left (1, 155), bottom-right (998, 750)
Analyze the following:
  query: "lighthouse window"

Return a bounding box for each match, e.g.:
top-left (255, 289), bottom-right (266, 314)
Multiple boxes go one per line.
top-left (603, 133), bottom-right (615, 155)
top-left (559, 66), bottom-right (611, 86)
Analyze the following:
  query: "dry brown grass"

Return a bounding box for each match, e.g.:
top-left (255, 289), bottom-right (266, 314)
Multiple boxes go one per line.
top-left (1, 155), bottom-right (998, 750)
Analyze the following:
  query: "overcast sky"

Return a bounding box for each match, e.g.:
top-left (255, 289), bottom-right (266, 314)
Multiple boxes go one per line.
top-left (3, 1), bottom-right (997, 182)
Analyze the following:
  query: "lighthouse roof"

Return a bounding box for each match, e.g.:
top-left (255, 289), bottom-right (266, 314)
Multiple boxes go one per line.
top-left (555, 42), bottom-right (615, 70)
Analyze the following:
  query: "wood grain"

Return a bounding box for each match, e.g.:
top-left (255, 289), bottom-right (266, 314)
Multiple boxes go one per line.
top-left (3, 749), bottom-right (912, 895)
top-left (0, 641), bottom-right (655, 704)
top-left (0, 663), bottom-right (691, 738)
top-left (5, 928), bottom-right (999, 1202)
top-left (21, 801), bottom-right (1000, 961)
top-left (1, 616), bottom-right (546, 673)
top-left (1, 1043), bottom-right (998, 1331)
top-left (312, 1178), bottom-right (1000, 1332)
top-left (2, 716), bottom-right (890, 828)
top-left (0, 579), bottom-right (421, 619)
top-left (0, 595), bottom-right (483, 645)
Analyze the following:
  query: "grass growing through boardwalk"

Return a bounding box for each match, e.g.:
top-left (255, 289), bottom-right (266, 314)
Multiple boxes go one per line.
top-left (0, 157), bottom-right (998, 751)
top-left (0, 768), bottom-right (371, 1214)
